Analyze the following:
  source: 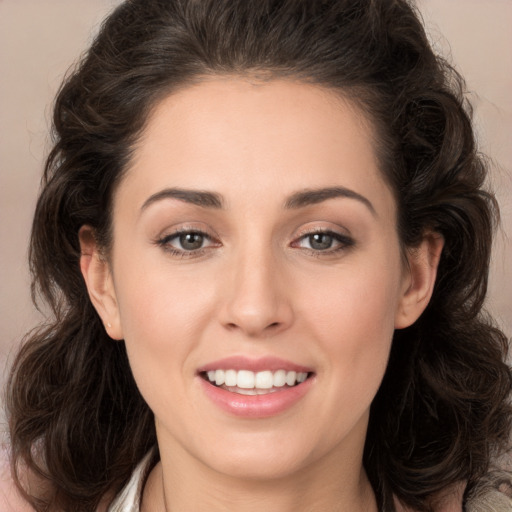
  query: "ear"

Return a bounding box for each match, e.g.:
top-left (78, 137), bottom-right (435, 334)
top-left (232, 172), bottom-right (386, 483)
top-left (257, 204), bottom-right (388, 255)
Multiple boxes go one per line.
top-left (395, 232), bottom-right (444, 329)
top-left (78, 225), bottom-right (123, 340)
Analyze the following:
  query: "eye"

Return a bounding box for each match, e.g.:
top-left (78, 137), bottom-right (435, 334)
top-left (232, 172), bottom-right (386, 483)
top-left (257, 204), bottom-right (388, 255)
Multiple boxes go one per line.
top-left (157, 229), bottom-right (218, 255)
top-left (174, 232), bottom-right (207, 251)
top-left (293, 230), bottom-right (354, 253)
top-left (302, 233), bottom-right (335, 251)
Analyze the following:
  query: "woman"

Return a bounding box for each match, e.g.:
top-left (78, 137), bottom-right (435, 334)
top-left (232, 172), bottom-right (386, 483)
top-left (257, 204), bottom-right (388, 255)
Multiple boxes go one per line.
top-left (4, 0), bottom-right (512, 511)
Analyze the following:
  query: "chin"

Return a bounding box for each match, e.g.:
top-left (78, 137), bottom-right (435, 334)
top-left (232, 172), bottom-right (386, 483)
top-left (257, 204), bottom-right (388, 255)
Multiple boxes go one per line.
top-left (210, 454), bottom-right (309, 482)
top-left (197, 432), bottom-right (319, 481)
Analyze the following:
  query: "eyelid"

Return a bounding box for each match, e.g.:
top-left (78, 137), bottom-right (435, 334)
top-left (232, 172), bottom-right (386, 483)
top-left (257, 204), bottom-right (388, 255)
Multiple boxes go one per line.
top-left (155, 221), bottom-right (217, 240)
top-left (153, 222), bottom-right (354, 258)
top-left (154, 224), bottom-right (221, 257)
top-left (290, 225), bottom-right (355, 254)
top-left (160, 229), bottom-right (213, 246)
top-left (292, 223), bottom-right (352, 241)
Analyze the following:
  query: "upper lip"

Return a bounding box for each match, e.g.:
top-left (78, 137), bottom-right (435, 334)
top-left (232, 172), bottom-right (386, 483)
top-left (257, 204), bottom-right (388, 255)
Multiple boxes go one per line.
top-left (197, 355), bottom-right (313, 374)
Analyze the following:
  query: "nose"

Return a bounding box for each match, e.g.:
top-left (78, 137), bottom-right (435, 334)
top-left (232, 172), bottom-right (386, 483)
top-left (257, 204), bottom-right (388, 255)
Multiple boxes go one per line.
top-left (219, 246), bottom-right (294, 338)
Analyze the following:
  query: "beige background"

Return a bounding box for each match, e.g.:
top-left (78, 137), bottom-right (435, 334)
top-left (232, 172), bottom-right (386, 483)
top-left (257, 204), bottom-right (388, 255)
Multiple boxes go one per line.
top-left (1, 1), bottom-right (511, 393)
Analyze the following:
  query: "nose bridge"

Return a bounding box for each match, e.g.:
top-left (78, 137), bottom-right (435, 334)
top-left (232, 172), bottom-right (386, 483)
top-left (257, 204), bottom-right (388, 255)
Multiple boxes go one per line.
top-left (221, 235), bottom-right (292, 336)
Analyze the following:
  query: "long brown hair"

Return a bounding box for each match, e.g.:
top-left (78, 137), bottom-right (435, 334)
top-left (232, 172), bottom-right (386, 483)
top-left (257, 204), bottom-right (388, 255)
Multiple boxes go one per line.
top-left (6, 1), bottom-right (511, 511)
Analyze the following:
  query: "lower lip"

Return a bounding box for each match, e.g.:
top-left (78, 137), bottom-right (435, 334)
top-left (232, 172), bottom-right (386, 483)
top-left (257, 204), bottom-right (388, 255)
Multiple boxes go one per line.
top-left (199, 376), bottom-right (314, 418)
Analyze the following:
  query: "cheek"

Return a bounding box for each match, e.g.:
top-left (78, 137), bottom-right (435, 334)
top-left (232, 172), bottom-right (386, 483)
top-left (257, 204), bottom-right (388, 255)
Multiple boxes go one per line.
top-left (114, 248), bottom-right (213, 330)
top-left (299, 255), bottom-right (403, 395)
top-left (304, 254), bottom-right (402, 337)
top-left (111, 258), bottom-right (216, 393)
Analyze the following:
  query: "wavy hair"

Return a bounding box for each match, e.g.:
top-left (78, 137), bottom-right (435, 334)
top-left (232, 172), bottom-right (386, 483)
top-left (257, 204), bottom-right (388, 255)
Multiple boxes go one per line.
top-left (6, 1), bottom-right (511, 511)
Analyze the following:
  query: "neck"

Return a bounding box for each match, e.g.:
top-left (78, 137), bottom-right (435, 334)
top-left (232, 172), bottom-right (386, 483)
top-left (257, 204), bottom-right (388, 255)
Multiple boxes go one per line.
top-left (142, 435), bottom-right (378, 512)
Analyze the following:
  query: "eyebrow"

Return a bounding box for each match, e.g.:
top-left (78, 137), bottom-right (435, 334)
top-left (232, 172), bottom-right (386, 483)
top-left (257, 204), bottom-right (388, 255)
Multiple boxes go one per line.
top-left (284, 187), bottom-right (376, 215)
top-left (140, 185), bottom-right (375, 216)
top-left (141, 188), bottom-right (224, 211)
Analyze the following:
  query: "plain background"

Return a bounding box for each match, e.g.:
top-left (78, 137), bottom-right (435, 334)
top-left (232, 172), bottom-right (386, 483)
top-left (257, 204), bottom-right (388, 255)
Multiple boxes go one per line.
top-left (1, 1), bottom-right (511, 406)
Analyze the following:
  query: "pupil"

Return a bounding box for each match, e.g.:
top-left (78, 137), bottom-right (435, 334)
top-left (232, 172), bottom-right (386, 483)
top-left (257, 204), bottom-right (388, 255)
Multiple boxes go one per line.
top-left (180, 232), bottom-right (203, 250)
top-left (310, 233), bottom-right (332, 250)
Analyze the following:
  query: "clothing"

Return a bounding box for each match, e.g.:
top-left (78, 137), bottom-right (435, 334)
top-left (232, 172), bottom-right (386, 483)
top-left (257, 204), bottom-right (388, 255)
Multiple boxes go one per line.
top-left (106, 452), bottom-right (512, 512)
top-left (466, 469), bottom-right (512, 512)
top-left (107, 452), bottom-right (154, 512)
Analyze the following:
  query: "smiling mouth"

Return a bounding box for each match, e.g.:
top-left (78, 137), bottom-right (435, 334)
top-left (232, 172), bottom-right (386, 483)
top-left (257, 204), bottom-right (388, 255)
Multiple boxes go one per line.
top-left (200, 369), bottom-right (313, 395)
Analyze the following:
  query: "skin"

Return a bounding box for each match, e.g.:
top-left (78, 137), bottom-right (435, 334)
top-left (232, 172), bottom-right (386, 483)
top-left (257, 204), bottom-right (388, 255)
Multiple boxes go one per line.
top-left (80, 78), bottom-right (443, 512)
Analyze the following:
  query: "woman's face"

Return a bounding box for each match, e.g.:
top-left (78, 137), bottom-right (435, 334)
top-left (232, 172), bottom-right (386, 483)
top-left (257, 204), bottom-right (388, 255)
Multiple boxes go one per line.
top-left (92, 78), bottom-right (426, 481)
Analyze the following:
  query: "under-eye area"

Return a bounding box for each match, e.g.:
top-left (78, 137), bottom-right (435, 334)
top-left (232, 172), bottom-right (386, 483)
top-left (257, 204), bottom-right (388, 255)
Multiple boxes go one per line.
top-left (200, 369), bottom-right (314, 395)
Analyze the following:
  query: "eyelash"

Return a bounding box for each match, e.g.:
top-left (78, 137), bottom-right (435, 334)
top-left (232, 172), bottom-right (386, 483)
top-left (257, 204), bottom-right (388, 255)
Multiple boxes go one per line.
top-left (292, 229), bottom-right (355, 257)
top-left (156, 228), bottom-right (217, 259)
top-left (155, 228), bottom-right (355, 258)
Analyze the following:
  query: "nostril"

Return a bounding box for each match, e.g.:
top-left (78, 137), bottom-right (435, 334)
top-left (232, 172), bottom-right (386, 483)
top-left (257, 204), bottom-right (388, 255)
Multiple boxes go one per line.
top-left (224, 321), bottom-right (280, 331)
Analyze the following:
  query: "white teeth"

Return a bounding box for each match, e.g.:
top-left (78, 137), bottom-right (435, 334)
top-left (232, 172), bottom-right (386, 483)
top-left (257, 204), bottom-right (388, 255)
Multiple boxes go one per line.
top-left (215, 369), bottom-right (225, 386)
top-left (255, 370), bottom-right (273, 389)
top-left (285, 371), bottom-right (297, 386)
top-left (205, 369), bottom-right (309, 389)
top-left (273, 369), bottom-right (286, 387)
top-left (224, 369), bottom-right (237, 387)
top-left (237, 370), bottom-right (255, 389)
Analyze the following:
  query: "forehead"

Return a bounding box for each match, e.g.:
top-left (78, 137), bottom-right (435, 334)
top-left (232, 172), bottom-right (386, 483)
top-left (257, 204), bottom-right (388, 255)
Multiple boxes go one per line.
top-left (118, 77), bottom-right (395, 217)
